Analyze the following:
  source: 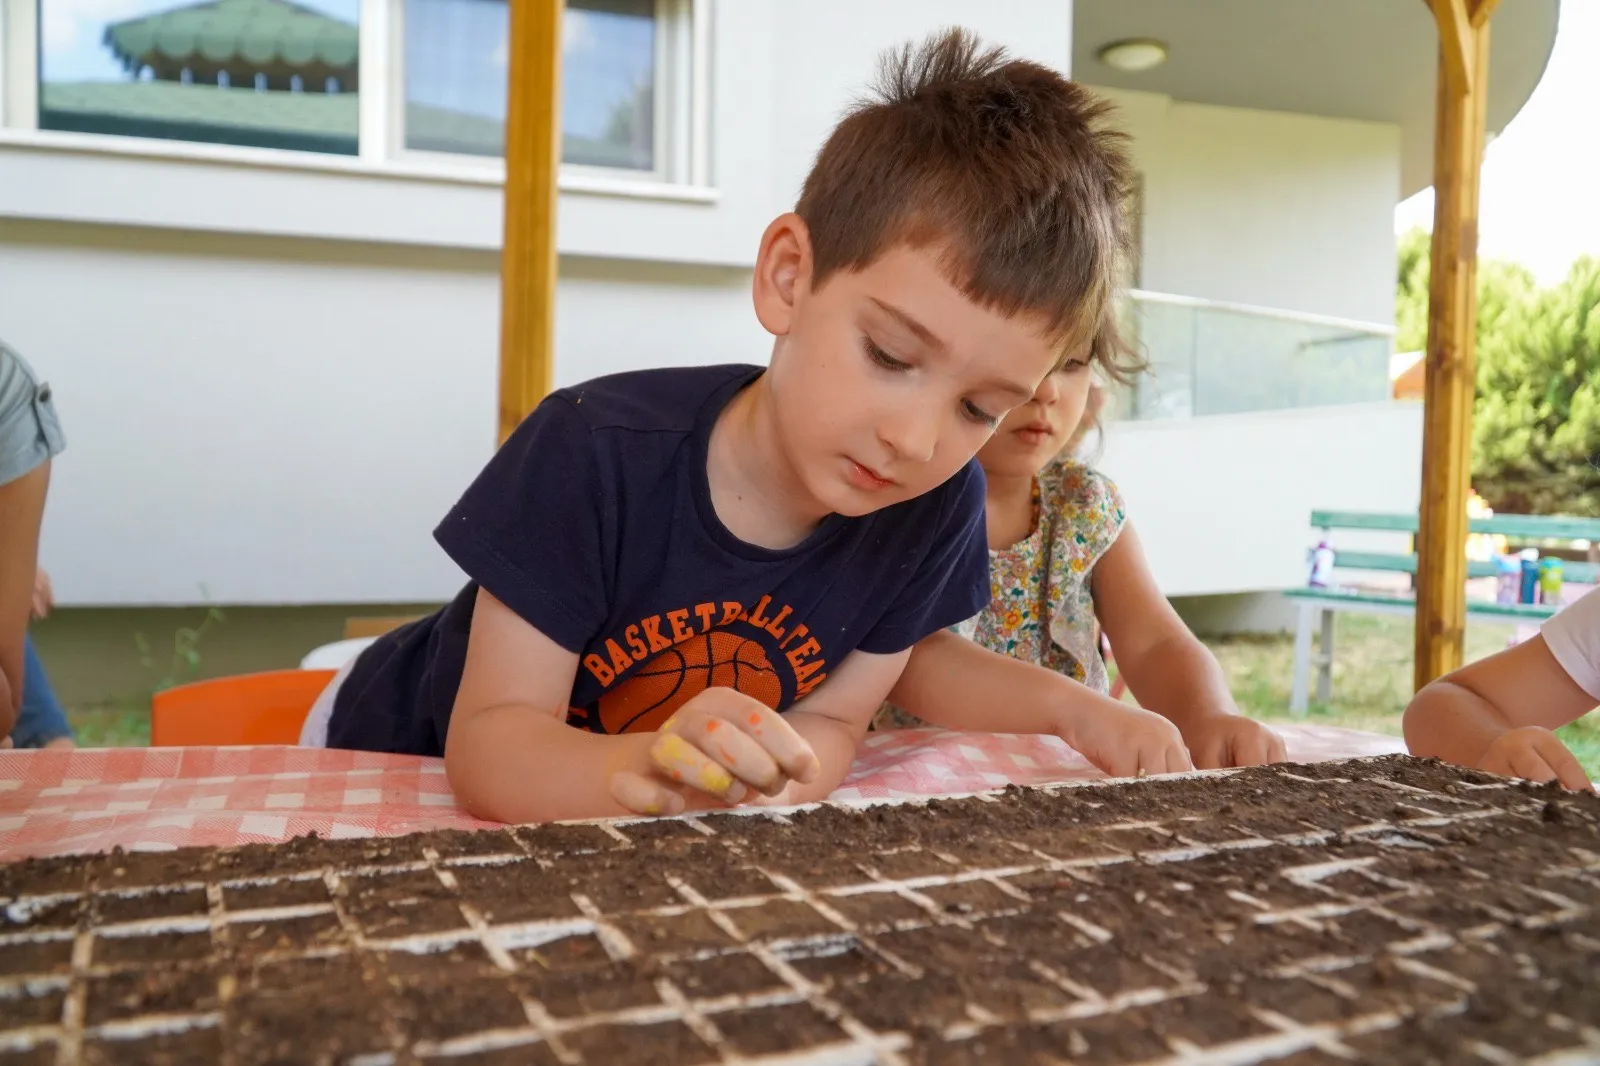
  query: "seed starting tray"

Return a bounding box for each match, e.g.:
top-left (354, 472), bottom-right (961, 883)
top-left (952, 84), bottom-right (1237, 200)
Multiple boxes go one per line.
top-left (0, 755), bottom-right (1597, 1065)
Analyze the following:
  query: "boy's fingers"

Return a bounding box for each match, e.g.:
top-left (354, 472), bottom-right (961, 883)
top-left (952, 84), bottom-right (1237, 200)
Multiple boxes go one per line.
top-left (608, 770), bottom-right (687, 817)
top-left (675, 715), bottom-right (785, 795)
top-left (650, 732), bottom-right (749, 804)
top-left (712, 701), bottom-right (819, 784)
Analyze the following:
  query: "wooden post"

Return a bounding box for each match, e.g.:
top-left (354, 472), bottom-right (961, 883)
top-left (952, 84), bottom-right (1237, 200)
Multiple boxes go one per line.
top-left (1414, 0), bottom-right (1498, 691)
top-left (498, 0), bottom-right (564, 444)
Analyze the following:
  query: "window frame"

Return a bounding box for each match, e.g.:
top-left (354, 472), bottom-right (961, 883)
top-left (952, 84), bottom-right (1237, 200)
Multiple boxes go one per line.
top-left (0, 0), bottom-right (713, 195)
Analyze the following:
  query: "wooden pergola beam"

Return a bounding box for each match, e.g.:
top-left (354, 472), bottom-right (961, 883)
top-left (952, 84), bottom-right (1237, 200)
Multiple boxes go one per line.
top-left (1428, 0), bottom-right (1475, 96)
top-left (497, 0), bottom-right (565, 444)
top-left (1414, 0), bottom-right (1494, 691)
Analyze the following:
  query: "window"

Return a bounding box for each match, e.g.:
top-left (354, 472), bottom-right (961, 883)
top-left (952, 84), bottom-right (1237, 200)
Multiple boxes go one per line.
top-left (402, 0), bottom-right (665, 174)
top-left (35, 0), bottom-right (362, 155)
top-left (6, 0), bottom-right (703, 180)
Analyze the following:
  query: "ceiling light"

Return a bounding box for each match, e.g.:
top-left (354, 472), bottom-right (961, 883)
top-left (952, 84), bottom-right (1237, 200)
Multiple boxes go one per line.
top-left (1097, 38), bottom-right (1169, 73)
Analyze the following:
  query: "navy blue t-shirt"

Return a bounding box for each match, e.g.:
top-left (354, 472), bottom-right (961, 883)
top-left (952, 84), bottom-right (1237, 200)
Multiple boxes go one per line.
top-left (326, 364), bottom-right (988, 756)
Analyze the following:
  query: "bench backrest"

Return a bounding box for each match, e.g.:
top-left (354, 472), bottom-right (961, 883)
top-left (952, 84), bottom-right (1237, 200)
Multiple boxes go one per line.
top-left (1310, 510), bottom-right (1600, 584)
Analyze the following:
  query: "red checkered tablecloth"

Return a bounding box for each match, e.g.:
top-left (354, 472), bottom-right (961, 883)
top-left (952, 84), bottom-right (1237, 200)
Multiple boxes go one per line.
top-left (0, 725), bottom-right (1404, 861)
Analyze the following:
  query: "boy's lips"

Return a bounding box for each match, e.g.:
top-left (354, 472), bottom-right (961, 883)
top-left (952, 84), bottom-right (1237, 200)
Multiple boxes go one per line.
top-left (1015, 422), bottom-right (1055, 445)
top-left (846, 458), bottom-right (897, 490)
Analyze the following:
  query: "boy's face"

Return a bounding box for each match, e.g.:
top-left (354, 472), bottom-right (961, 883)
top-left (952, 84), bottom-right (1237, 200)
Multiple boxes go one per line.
top-left (757, 221), bottom-right (1060, 518)
top-left (976, 362), bottom-right (1097, 479)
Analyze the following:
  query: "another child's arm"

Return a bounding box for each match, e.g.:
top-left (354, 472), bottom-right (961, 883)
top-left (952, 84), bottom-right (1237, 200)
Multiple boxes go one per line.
top-left (1091, 522), bottom-right (1286, 769)
top-left (892, 632), bottom-right (1194, 777)
top-left (445, 590), bottom-right (820, 823)
top-left (1403, 635), bottom-right (1592, 790)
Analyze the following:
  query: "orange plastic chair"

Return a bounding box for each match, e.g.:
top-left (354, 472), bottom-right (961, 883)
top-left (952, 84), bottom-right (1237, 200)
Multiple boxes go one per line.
top-left (150, 669), bottom-right (337, 747)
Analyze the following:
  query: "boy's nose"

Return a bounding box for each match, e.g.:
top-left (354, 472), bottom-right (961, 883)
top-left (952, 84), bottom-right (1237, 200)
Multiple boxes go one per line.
top-left (879, 406), bottom-right (938, 464)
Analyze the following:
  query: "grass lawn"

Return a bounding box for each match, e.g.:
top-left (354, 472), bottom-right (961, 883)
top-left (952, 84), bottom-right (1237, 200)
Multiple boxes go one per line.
top-left (1206, 612), bottom-right (1600, 778)
top-left (62, 612), bottom-right (1600, 778)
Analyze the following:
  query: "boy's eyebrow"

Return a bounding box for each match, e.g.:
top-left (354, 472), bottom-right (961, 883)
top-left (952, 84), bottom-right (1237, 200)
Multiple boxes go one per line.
top-left (869, 298), bottom-right (946, 352)
top-left (869, 297), bottom-right (1036, 400)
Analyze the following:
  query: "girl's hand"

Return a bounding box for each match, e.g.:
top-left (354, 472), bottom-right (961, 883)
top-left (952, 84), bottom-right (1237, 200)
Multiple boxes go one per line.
top-left (1183, 715), bottom-right (1286, 770)
top-left (1478, 726), bottom-right (1591, 791)
top-left (1058, 703), bottom-right (1194, 778)
top-left (607, 688), bottom-right (821, 816)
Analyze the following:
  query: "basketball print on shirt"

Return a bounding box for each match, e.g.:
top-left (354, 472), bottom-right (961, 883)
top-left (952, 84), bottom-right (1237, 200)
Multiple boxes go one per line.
top-left (567, 594), bottom-right (830, 735)
top-left (596, 631), bottom-right (782, 733)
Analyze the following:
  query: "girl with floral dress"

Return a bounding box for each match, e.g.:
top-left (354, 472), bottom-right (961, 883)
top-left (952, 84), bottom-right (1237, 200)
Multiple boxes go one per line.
top-left (882, 332), bottom-right (1286, 777)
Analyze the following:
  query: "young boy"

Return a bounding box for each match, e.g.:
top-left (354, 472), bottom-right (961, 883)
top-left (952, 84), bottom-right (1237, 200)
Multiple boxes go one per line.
top-left (306, 29), bottom-right (1138, 824)
top-left (1405, 588), bottom-right (1598, 790)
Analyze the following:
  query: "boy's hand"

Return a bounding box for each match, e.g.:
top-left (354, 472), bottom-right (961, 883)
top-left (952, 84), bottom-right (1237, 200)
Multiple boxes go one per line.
top-left (1478, 726), bottom-right (1591, 791)
top-left (1183, 715), bottom-right (1286, 770)
top-left (1057, 704), bottom-right (1194, 778)
top-left (607, 688), bottom-right (821, 816)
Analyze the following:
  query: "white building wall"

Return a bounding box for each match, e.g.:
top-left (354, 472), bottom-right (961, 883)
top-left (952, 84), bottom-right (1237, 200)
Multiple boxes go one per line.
top-left (1098, 402), bottom-right (1425, 598)
top-left (1093, 87), bottom-right (1401, 326)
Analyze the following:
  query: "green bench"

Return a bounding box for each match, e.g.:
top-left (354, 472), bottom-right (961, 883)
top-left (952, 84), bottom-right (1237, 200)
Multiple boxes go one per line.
top-left (1283, 510), bottom-right (1600, 714)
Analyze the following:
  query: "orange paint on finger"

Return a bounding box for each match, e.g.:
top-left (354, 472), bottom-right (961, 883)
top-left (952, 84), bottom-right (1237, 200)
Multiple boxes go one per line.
top-left (748, 713), bottom-right (762, 726)
top-left (671, 769), bottom-right (684, 782)
top-left (704, 719), bottom-right (720, 733)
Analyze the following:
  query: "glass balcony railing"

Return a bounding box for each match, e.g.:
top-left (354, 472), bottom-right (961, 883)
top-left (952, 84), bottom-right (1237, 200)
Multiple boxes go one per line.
top-left (1124, 291), bottom-right (1395, 420)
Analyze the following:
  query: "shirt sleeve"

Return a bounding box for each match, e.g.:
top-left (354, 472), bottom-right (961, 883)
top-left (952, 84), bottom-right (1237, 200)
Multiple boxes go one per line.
top-left (1540, 587), bottom-right (1600, 701)
top-left (0, 345), bottom-right (66, 487)
top-left (858, 460), bottom-right (990, 655)
top-left (1049, 462), bottom-right (1127, 565)
top-left (433, 395), bottom-right (607, 654)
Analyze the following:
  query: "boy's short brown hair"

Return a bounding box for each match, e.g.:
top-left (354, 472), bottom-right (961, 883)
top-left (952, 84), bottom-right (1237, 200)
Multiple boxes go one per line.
top-left (796, 28), bottom-right (1136, 370)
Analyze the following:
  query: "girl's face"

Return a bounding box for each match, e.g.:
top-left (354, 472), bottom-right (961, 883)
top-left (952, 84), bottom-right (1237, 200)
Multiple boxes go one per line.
top-left (976, 353), bottom-right (1097, 479)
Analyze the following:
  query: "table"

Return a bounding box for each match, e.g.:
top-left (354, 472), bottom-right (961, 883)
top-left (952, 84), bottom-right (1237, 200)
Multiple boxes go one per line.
top-left (0, 725), bottom-right (1405, 861)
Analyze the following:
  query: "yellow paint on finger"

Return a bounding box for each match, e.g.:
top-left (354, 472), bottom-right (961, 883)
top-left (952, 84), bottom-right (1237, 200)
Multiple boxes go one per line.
top-left (698, 762), bottom-right (735, 795)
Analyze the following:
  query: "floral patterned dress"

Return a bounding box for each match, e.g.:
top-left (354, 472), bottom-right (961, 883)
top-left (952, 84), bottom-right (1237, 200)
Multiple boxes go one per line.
top-left (874, 460), bottom-right (1127, 729)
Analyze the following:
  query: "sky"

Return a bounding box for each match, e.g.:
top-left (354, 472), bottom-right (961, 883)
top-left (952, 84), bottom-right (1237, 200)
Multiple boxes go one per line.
top-left (1395, 1), bottom-right (1600, 284)
top-left (38, 0), bottom-right (650, 141)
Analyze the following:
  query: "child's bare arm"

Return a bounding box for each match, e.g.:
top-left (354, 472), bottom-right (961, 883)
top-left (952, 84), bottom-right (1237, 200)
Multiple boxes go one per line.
top-left (1091, 522), bottom-right (1284, 768)
top-left (1404, 636), bottom-right (1593, 790)
top-left (444, 588), bottom-right (664, 823)
top-left (892, 631), bottom-right (1192, 777)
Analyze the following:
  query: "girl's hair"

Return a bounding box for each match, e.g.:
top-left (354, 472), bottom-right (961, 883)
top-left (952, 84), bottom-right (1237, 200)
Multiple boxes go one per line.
top-left (1064, 307), bottom-right (1148, 460)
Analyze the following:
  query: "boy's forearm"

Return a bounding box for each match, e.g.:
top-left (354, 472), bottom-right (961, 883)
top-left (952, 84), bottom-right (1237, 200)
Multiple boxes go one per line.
top-left (891, 631), bottom-right (1116, 739)
top-left (444, 705), bottom-right (665, 824)
top-left (1117, 634), bottom-right (1238, 733)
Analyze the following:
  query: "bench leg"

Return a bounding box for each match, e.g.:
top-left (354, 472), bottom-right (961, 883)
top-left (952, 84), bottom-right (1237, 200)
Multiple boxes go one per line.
top-left (1290, 601), bottom-right (1315, 716)
top-left (1316, 608), bottom-right (1335, 705)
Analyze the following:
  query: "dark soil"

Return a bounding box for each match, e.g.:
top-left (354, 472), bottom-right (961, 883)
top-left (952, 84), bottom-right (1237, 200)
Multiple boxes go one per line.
top-left (0, 754), bottom-right (1594, 1064)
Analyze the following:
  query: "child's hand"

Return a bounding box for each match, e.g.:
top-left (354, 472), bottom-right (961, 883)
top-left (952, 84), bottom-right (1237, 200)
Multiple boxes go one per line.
top-left (607, 689), bottom-right (822, 816)
top-left (1478, 726), bottom-right (1591, 791)
top-left (1183, 716), bottom-right (1286, 770)
top-left (1059, 704), bottom-right (1194, 778)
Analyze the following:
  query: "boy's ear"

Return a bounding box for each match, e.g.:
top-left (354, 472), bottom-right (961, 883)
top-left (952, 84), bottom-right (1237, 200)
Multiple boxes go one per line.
top-left (752, 213), bottom-right (812, 337)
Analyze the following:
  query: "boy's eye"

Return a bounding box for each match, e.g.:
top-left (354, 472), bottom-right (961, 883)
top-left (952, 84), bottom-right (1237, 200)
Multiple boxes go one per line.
top-left (963, 399), bottom-right (999, 427)
top-left (862, 337), bottom-right (911, 372)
